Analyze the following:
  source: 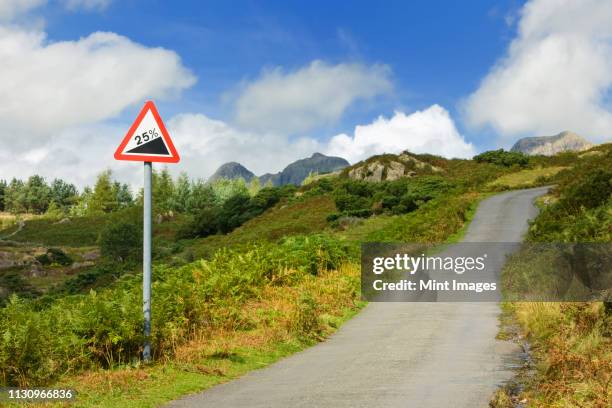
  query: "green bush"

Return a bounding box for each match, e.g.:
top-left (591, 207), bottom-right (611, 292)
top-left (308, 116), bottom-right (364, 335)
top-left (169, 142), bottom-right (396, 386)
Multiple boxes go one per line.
top-left (473, 149), bottom-right (529, 167)
top-left (178, 207), bottom-right (220, 239)
top-left (99, 222), bottom-right (141, 262)
top-left (179, 185), bottom-right (296, 239)
top-left (529, 162), bottom-right (611, 243)
top-left (35, 248), bottom-right (72, 266)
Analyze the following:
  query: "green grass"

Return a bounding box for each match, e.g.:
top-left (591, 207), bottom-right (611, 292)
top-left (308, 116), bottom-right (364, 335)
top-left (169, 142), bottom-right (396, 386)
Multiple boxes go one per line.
top-left (189, 195), bottom-right (336, 259)
top-left (1, 216), bottom-right (107, 247)
top-left (445, 193), bottom-right (489, 243)
top-left (487, 166), bottom-right (566, 189)
top-left (8, 268), bottom-right (364, 408)
top-left (53, 306), bottom-right (364, 408)
top-left (50, 340), bottom-right (305, 408)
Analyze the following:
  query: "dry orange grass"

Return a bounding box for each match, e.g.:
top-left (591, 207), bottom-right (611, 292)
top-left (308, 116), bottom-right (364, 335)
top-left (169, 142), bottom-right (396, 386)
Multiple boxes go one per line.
top-left (513, 302), bottom-right (612, 407)
top-left (52, 262), bottom-right (361, 405)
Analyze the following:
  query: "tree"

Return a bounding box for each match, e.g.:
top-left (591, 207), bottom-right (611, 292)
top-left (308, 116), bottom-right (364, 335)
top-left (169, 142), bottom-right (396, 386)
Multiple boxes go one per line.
top-left (217, 193), bottom-right (251, 233)
top-left (248, 177), bottom-right (261, 195)
top-left (50, 179), bottom-right (78, 209)
top-left (70, 187), bottom-right (92, 217)
top-left (0, 180), bottom-right (6, 212)
top-left (113, 182), bottom-right (133, 209)
top-left (186, 179), bottom-right (216, 213)
top-left (88, 170), bottom-right (117, 213)
top-left (171, 172), bottom-right (191, 213)
top-left (24, 175), bottom-right (51, 214)
top-left (178, 207), bottom-right (220, 239)
top-left (153, 167), bottom-right (174, 214)
top-left (211, 178), bottom-right (249, 203)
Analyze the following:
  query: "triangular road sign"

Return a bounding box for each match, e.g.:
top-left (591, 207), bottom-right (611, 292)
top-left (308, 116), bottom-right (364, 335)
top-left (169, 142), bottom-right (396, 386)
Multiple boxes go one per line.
top-left (114, 101), bottom-right (180, 163)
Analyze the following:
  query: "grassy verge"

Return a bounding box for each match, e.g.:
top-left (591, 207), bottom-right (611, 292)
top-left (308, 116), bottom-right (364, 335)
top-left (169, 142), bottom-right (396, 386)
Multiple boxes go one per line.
top-left (9, 264), bottom-right (363, 408)
top-left (493, 146), bottom-right (611, 407)
top-left (445, 192), bottom-right (489, 243)
top-left (487, 166), bottom-right (566, 190)
top-left (499, 302), bottom-right (611, 408)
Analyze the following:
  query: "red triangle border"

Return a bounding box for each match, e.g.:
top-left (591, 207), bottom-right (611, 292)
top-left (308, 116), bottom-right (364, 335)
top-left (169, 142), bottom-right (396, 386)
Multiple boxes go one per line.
top-left (114, 101), bottom-right (180, 163)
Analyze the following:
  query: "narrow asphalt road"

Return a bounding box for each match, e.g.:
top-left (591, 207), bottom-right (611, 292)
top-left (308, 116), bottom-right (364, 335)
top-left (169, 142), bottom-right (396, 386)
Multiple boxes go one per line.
top-left (167, 187), bottom-right (548, 408)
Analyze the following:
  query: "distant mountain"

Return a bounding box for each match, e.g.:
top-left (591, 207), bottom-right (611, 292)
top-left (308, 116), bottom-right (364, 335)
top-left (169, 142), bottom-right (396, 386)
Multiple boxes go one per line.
top-left (268, 153), bottom-right (349, 186)
top-left (209, 153), bottom-right (349, 186)
top-left (511, 131), bottom-right (593, 156)
top-left (208, 162), bottom-right (255, 183)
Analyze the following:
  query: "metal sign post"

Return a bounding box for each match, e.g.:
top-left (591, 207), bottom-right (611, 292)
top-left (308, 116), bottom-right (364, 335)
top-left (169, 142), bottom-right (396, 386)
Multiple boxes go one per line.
top-left (114, 101), bottom-right (180, 362)
top-left (143, 161), bottom-right (152, 361)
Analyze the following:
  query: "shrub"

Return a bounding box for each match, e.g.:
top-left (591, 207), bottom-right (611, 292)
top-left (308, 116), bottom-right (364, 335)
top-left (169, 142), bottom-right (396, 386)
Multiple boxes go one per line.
top-left (291, 293), bottom-right (321, 337)
top-left (178, 207), bottom-right (220, 239)
top-left (0, 235), bottom-right (354, 386)
top-left (473, 149), bottom-right (529, 167)
top-left (560, 169), bottom-right (611, 211)
top-left (39, 248), bottom-right (72, 266)
top-left (99, 222), bottom-right (141, 262)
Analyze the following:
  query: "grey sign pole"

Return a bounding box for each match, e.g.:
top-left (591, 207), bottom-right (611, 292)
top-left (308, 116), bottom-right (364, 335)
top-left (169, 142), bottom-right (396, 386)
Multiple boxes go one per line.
top-left (143, 161), bottom-right (152, 362)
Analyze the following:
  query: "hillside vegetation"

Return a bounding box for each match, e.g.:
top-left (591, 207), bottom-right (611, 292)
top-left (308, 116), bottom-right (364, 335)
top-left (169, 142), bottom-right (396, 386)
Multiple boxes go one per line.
top-left (497, 143), bottom-right (612, 408)
top-left (0, 145), bottom-right (606, 407)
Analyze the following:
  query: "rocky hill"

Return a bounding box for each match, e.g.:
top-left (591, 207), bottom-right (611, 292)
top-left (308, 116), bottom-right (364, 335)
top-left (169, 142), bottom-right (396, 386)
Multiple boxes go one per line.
top-left (344, 151), bottom-right (443, 182)
top-left (510, 131), bottom-right (593, 156)
top-left (210, 153), bottom-right (349, 186)
top-left (208, 162), bottom-right (255, 183)
top-left (260, 153), bottom-right (349, 186)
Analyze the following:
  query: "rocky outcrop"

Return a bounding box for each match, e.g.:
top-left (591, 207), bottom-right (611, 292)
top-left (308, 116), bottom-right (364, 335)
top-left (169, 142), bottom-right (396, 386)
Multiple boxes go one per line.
top-left (511, 131), bottom-right (593, 156)
top-left (347, 152), bottom-right (443, 182)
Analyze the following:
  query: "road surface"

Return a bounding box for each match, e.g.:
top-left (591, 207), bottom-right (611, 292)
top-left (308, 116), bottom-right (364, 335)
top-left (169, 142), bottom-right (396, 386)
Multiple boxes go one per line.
top-left (167, 187), bottom-right (548, 408)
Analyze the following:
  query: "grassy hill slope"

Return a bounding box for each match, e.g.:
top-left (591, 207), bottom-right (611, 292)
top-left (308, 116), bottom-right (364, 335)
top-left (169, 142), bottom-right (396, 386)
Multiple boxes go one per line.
top-left (0, 146), bottom-right (608, 407)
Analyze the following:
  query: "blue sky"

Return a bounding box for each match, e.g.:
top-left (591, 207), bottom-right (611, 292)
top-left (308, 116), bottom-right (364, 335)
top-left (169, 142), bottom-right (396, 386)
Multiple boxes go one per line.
top-left (1, 0), bottom-right (611, 186)
top-left (41, 0), bottom-right (520, 147)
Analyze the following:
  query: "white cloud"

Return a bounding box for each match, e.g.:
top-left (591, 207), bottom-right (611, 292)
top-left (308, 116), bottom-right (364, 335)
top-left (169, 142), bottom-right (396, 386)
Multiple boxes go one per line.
top-left (0, 5), bottom-right (195, 187)
top-left (166, 105), bottom-right (472, 182)
top-left (464, 0), bottom-right (612, 143)
top-left (0, 0), bottom-right (45, 20)
top-left (0, 122), bottom-right (139, 188)
top-left (326, 105), bottom-right (475, 163)
top-left (167, 113), bottom-right (320, 179)
top-left (62, 0), bottom-right (112, 11)
top-left (232, 60), bottom-right (392, 134)
top-left (2, 104), bottom-right (473, 188)
top-left (0, 26), bottom-right (195, 141)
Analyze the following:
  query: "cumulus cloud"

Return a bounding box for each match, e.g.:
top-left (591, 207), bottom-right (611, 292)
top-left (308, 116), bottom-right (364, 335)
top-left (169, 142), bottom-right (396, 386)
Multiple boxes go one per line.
top-left (164, 105), bottom-right (472, 182)
top-left (168, 113), bottom-right (321, 179)
top-left (3, 103), bottom-right (473, 188)
top-left (0, 122), bottom-right (140, 188)
top-left (0, 0), bottom-right (45, 20)
top-left (326, 105), bottom-right (475, 163)
top-left (0, 26), bottom-right (195, 141)
top-left (0, 5), bottom-right (194, 187)
top-left (464, 0), bottom-right (612, 143)
top-left (233, 60), bottom-right (392, 134)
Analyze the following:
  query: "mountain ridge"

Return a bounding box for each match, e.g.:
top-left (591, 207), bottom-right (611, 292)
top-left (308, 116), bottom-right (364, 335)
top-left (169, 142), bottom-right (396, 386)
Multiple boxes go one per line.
top-left (209, 153), bottom-right (350, 186)
top-left (510, 131), bottom-right (593, 156)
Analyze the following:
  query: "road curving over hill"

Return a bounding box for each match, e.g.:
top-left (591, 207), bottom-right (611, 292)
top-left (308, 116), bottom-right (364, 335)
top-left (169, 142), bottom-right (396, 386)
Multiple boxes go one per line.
top-left (167, 186), bottom-right (549, 408)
